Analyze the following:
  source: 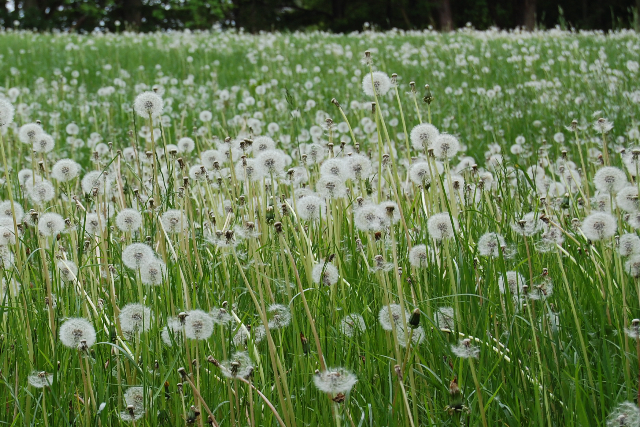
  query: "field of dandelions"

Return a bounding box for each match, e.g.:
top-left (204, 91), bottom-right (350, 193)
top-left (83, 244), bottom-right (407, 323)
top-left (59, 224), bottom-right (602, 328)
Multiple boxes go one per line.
top-left (3, 26), bottom-right (640, 426)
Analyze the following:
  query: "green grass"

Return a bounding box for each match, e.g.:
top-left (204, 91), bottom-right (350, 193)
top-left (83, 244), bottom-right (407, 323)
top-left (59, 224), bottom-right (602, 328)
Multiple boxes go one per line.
top-left (0, 27), bottom-right (639, 426)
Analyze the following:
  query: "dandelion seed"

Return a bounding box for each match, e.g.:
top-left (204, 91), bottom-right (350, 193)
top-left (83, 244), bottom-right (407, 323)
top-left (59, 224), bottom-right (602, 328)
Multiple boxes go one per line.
top-left (161, 209), bottom-right (187, 234)
top-left (18, 123), bottom-right (43, 144)
top-left (339, 313), bottom-right (366, 337)
top-left (184, 309), bottom-right (214, 340)
top-left (362, 71), bottom-right (392, 97)
top-left (511, 212), bottom-right (543, 236)
top-left (477, 232), bottom-right (506, 258)
top-left (581, 212), bottom-right (616, 241)
top-left (119, 303), bottom-right (153, 335)
top-left (498, 271), bottom-right (525, 296)
top-left (625, 319), bottom-right (640, 339)
top-left (116, 208), bottom-right (143, 232)
top-left (408, 244), bottom-right (429, 268)
top-left (122, 243), bottom-right (155, 270)
top-left (57, 260), bottom-right (78, 283)
top-left (616, 186), bottom-right (639, 213)
top-left (313, 367), bottom-right (357, 394)
top-left (201, 149), bottom-right (226, 170)
top-left (345, 154), bottom-right (372, 180)
top-left (32, 134), bottom-right (55, 153)
top-left (28, 371), bottom-right (53, 388)
top-left (28, 180), bottom-right (55, 205)
top-left (427, 213), bottom-right (457, 240)
top-left (220, 351), bottom-right (254, 379)
top-left (177, 137), bottom-right (195, 153)
top-left (432, 134), bottom-right (461, 159)
top-left (451, 338), bottom-right (480, 359)
top-left (593, 118), bottom-right (613, 134)
top-left (320, 158), bottom-right (348, 180)
top-left (594, 166), bottom-right (627, 194)
top-left (255, 149), bottom-right (286, 177)
top-left (379, 304), bottom-right (406, 331)
top-left (51, 159), bottom-right (80, 182)
top-left (296, 195), bottom-right (325, 221)
top-left (619, 234), bottom-right (640, 257)
top-left (161, 317), bottom-right (183, 347)
top-left (139, 259), bottom-right (166, 286)
top-left (606, 401), bottom-right (640, 427)
top-left (252, 136), bottom-right (276, 153)
top-left (0, 98), bottom-right (14, 127)
top-left (118, 407), bottom-right (145, 422)
top-left (59, 317), bottom-right (96, 349)
top-left (81, 171), bottom-right (112, 195)
top-left (0, 201), bottom-right (23, 222)
top-left (434, 307), bottom-right (455, 331)
top-left (267, 304), bottom-right (292, 329)
top-left (134, 91), bottom-right (163, 118)
top-left (410, 123), bottom-right (439, 151)
top-left (38, 212), bottom-right (65, 237)
top-left (210, 307), bottom-right (232, 326)
top-left (354, 204), bottom-right (388, 232)
top-left (312, 260), bottom-right (339, 286)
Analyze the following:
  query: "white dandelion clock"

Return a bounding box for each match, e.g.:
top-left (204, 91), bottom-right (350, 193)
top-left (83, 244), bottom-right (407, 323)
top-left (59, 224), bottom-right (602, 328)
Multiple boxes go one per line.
top-left (619, 234), bottom-right (640, 257)
top-left (511, 212), bottom-right (543, 236)
top-left (51, 159), bottom-right (81, 182)
top-left (312, 260), bottom-right (339, 286)
top-left (339, 314), bottom-right (366, 337)
top-left (18, 123), bottom-right (43, 144)
top-left (427, 213), bottom-right (458, 240)
top-left (210, 307), bottom-right (232, 326)
top-left (296, 195), bottom-right (325, 221)
top-left (362, 71), bottom-right (391, 97)
top-left (177, 137), bottom-right (195, 153)
top-left (134, 91), bottom-right (164, 119)
top-left (606, 401), bottom-right (640, 427)
top-left (161, 317), bottom-right (183, 347)
top-left (32, 134), bottom-right (55, 153)
top-left (161, 209), bottom-right (187, 234)
top-left (220, 352), bottom-right (254, 379)
top-left (477, 232), bottom-right (506, 258)
top-left (313, 367), bottom-right (357, 394)
top-left (38, 213), bottom-right (65, 237)
top-left (432, 134), bottom-right (461, 159)
top-left (267, 304), bottom-right (292, 329)
top-left (122, 243), bottom-right (155, 270)
top-left (498, 271), bottom-right (526, 296)
top-left (581, 212), bottom-right (616, 241)
top-left (57, 260), bottom-right (78, 283)
top-left (594, 167), bottom-right (628, 194)
top-left (616, 186), bottom-right (639, 213)
top-left (434, 307), bottom-right (455, 331)
top-left (408, 244), bottom-right (429, 268)
top-left (28, 371), bottom-right (54, 388)
top-left (0, 98), bottom-right (14, 127)
top-left (119, 303), bottom-right (153, 335)
top-left (184, 309), bottom-right (214, 340)
top-left (59, 318), bottom-right (96, 349)
top-left (116, 209), bottom-right (143, 233)
top-left (139, 260), bottom-right (167, 286)
top-left (410, 123), bottom-right (439, 151)
top-left (451, 339), bottom-right (480, 359)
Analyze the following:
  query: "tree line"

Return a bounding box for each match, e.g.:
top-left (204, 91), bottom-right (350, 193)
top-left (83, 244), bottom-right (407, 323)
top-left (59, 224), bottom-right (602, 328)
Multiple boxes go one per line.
top-left (1, 0), bottom-right (638, 33)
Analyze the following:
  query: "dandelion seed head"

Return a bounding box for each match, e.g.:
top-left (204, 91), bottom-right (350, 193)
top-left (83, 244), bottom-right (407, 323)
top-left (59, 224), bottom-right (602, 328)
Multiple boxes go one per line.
top-left (33, 134), bottom-right (55, 153)
top-left (177, 137), bottom-right (195, 153)
top-left (312, 260), bottom-right (339, 286)
top-left (184, 309), bottom-right (214, 340)
top-left (51, 159), bottom-right (81, 182)
top-left (139, 259), bottom-right (166, 286)
top-left (18, 123), bottom-right (43, 144)
top-left (0, 277), bottom-right (21, 300)
top-left (313, 367), bottom-right (357, 394)
top-left (28, 371), bottom-right (53, 388)
top-left (220, 351), bottom-right (254, 379)
top-left (0, 98), bottom-right (14, 127)
top-left (134, 91), bottom-right (163, 118)
top-left (161, 209), bottom-right (187, 234)
top-left (511, 212), bottom-right (543, 236)
top-left (616, 186), bottom-right (639, 213)
top-left (477, 232), bottom-right (506, 258)
top-left (379, 304), bottom-right (406, 331)
top-left (119, 303), bottom-right (153, 335)
top-left (252, 136), bottom-right (276, 153)
top-left (408, 244), bottom-right (429, 268)
top-left (122, 243), bottom-right (155, 270)
top-left (434, 307), bottom-right (455, 331)
top-left (116, 208), bottom-right (143, 233)
top-left (339, 313), bottom-right (366, 337)
top-left (29, 180), bottom-right (55, 205)
top-left (410, 123), bottom-right (439, 151)
top-left (316, 175), bottom-right (348, 199)
top-left (84, 213), bottom-right (105, 235)
top-left (38, 212), bottom-right (65, 237)
top-left (296, 195), bottom-right (325, 221)
top-left (345, 154), bottom-right (372, 180)
top-left (267, 304), bottom-right (292, 329)
top-left (427, 212), bottom-right (457, 240)
top-left (57, 260), bottom-right (78, 283)
top-left (354, 204), bottom-right (388, 232)
top-left (255, 149), bottom-right (286, 177)
top-left (606, 401), bottom-right (640, 427)
top-left (581, 212), bottom-right (617, 241)
top-left (160, 317), bottom-right (182, 347)
top-left (451, 338), bottom-right (480, 359)
top-left (619, 234), bottom-right (640, 257)
top-left (432, 134), bottom-right (461, 159)
top-left (594, 166), bottom-right (628, 194)
top-left (498, 271), bottom-right (525, 295)
top-left (59, 317), bottom-right (96, 349)
top-left (210, 307), bottom-right (232, 326)
top-left (362, 71), bottom-right (391, 97)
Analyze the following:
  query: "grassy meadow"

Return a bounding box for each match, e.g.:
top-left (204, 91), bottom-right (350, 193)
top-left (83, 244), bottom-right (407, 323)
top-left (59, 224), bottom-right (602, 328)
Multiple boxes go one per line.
top-left (1, 27), bottom-right (640, 426)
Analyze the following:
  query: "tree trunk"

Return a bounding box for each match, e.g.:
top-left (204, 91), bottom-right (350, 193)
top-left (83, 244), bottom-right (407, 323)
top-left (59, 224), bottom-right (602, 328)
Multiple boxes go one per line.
top-left (523, 0), bottom-right (536, 31)
top-left (438, 0), bottom-right (453, 31)
top-left (122, 0), bottom-right (143, 29)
